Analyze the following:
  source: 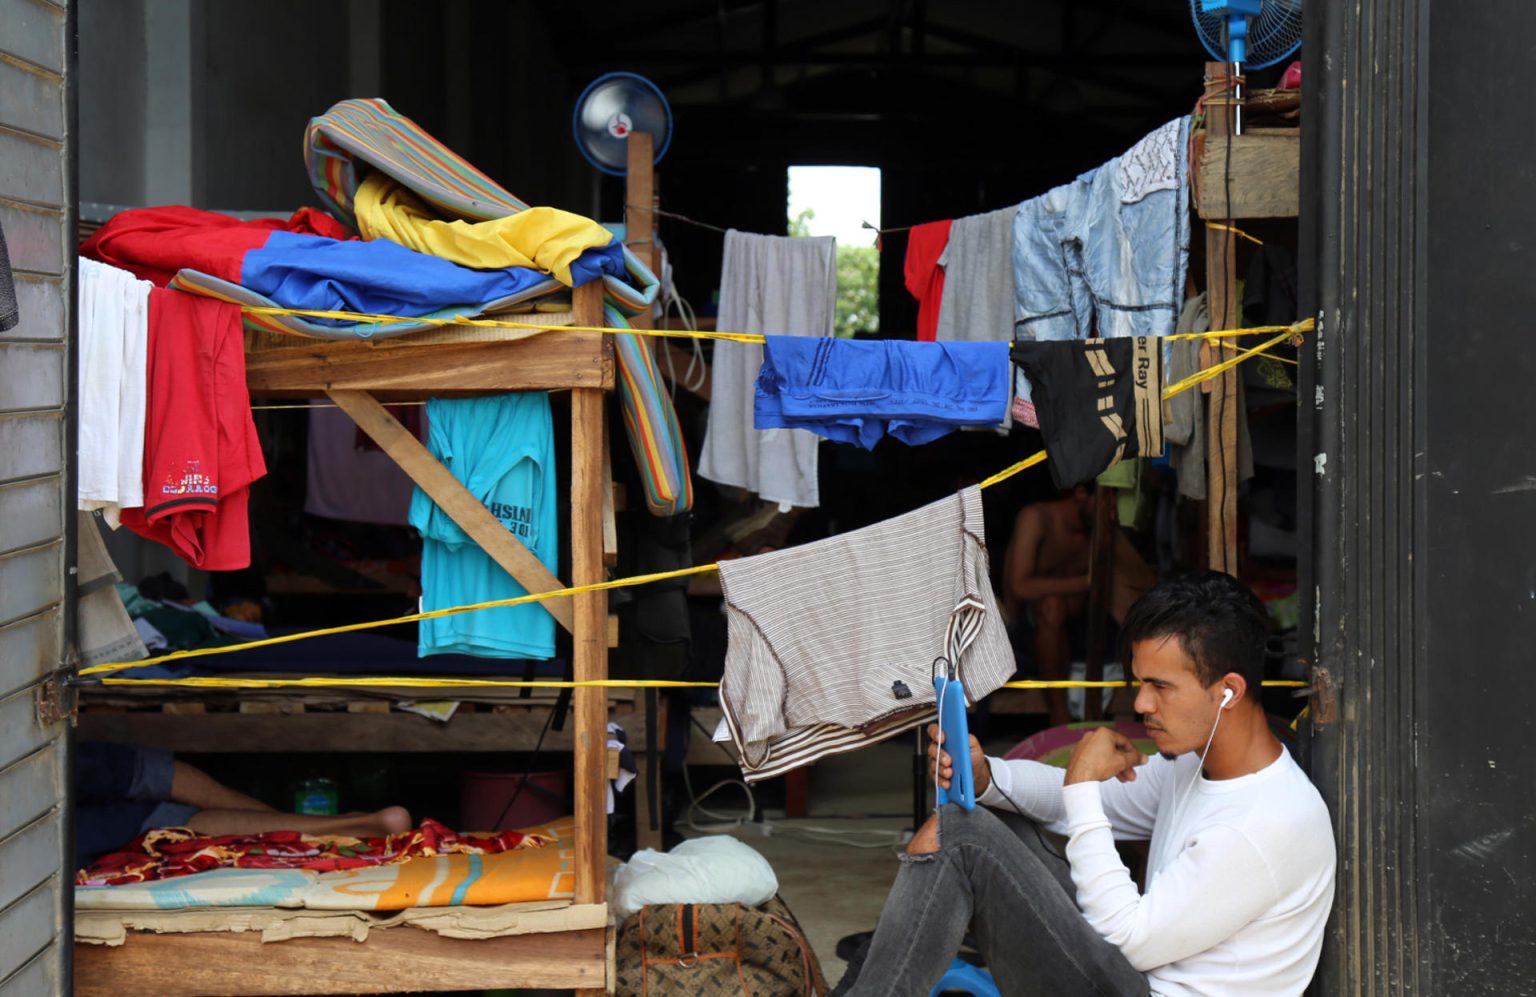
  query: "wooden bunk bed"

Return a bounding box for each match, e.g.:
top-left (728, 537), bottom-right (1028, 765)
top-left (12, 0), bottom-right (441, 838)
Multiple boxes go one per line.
top-left (74, 279), bottom-right (620, 995)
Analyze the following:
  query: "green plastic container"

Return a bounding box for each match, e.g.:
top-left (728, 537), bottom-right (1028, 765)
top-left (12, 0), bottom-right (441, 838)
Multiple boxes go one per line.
top-left (293, 776), bottom-right (339, 815)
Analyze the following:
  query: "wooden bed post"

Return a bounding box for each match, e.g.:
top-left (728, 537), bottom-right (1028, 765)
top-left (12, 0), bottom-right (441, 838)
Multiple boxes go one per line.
top-left (570, 281), bottom-right (609, 917)
top-left (1081, 484), bottom-right (1118, 721)
top-left (1203, 59), bottom-right (1241, 574)
top-left (624, 131), bottom-right (671, 854)
top-left (626, 131), bottom-right (656, 283)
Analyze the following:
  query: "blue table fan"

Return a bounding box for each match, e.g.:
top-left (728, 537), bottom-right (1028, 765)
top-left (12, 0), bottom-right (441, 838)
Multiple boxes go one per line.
top-left (1191, 0), bottom-right (1303, 69)
top-left (1191, 0), bottom-right (1303, 133)
top-left (572, 72), bottom-right (673, 177)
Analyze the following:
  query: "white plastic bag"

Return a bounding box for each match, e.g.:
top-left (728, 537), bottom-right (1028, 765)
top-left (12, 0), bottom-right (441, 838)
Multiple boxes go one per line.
top-left (610, 835), bottom-right (778, 919)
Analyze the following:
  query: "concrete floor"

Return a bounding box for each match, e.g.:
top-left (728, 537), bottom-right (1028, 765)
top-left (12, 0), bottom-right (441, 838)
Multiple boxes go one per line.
top-left (681, 731), bottom-right (1020, 986)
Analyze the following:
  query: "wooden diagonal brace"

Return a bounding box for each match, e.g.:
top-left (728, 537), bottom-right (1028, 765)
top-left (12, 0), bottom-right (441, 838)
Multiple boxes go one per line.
top-left (326, 388), bottom-right (575, 633)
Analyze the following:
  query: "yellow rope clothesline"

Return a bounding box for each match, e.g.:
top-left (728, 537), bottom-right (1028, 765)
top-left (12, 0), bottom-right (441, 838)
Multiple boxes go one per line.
top-left (81, 320), bottom-right (1311, 690)
top-left (238, 312), bottom-right (1297, 412)
top-left (95, 677), bottom-right (1310, 691)
top-left (79, 563), bottom-right (721, 678)
top-left (241, 304), bottom-right (1305, 348)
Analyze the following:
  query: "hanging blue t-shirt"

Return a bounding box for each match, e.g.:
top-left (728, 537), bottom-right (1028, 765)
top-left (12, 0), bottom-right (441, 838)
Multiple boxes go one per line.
top-left (409, 393), bottom-right (558, 659)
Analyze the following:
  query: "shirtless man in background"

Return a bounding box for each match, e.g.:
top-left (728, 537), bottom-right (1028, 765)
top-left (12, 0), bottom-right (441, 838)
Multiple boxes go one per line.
top-left (1003, 485), bottom-right (1094, 727)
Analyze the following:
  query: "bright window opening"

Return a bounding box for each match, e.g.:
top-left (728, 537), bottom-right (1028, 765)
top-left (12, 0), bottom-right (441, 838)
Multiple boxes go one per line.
top-left (788, 165), bottom-right (880, 338)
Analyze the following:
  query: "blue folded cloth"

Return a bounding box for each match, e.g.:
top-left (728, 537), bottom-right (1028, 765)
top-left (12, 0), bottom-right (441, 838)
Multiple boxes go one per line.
top-left (754, 337), bottom-right (1010, 448)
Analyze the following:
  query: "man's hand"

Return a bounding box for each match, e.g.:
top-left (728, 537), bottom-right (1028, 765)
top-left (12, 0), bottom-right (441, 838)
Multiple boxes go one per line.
top-left (1063, 727), bottom-right (1147, 786)
top-left (926, 723), bottom-right (991, 797)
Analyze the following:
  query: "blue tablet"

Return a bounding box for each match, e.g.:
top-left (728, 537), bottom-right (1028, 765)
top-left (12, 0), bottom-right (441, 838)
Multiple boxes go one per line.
top-left (933, 674), bottom-right (976, 811)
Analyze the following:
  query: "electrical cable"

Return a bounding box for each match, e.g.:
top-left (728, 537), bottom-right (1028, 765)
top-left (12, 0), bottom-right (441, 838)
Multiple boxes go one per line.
top-left (679, 759), bottom-right (758, 834)
top-left (489, 696), bottom-right (560, 830)
top-left (657, 279), bottom-right (707, 395)
top-left (766, 823), bottom-right (906, 850)
top-left (680, 714), bottom-right (906, 849)
top-left (1189, 705), bottom-right (1226, 797)
top-left (678, 711), bottom-right (758, 834)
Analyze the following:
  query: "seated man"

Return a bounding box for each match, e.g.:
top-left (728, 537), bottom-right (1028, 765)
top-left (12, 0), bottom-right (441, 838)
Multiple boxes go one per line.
top-left (1002, 485), bottom-right (1094, 726)
top-left (76, 742), bottom-right (412, 870)
top-left (841, 572), bottom-right (1336, 996)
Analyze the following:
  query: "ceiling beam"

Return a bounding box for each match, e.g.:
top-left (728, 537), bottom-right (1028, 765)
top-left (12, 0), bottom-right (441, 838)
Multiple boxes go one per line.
top-left (608, 0), bottom-right (767, 42)
top-left (917, 21), bottom-right (1193, 98)
top-left (1072, 0), bottom-right (1193, 38)
top-left (572, 47), bottom-right (1194, 69)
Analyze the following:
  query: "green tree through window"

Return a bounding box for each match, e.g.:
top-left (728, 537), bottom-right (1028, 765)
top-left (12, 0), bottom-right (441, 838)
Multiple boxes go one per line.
top-left (790, 207), bottom-right (879, 338)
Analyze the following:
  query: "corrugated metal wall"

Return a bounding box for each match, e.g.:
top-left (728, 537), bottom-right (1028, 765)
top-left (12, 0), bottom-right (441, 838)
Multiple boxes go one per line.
top-left (1305, 0), bottom-right (1536, 991)
top-left (0, 0), bottom-right (73, 992)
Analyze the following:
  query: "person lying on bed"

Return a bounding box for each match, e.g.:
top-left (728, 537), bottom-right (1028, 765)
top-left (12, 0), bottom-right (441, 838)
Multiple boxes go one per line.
top-left (836, 572), bottom-right (1336, 997)
top-left (75, 742), bottom-right (411, 870)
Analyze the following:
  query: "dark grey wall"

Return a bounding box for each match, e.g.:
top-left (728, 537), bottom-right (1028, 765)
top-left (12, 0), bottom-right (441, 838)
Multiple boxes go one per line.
top-left (76, 0), bottom-right (146, 205)
top-left (197, 1), bottom-right (351, 210)
top-left (1305, 0), bottom-right (1536, 992)
top-left (76, 0), bottom-right (590, 214)
top-left (1419, 0), bottom-right (1536, 987)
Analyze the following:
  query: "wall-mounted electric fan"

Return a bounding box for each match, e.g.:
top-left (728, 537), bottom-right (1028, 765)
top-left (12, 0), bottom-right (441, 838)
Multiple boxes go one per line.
top-left (572, 72), bottom-right (673, 176)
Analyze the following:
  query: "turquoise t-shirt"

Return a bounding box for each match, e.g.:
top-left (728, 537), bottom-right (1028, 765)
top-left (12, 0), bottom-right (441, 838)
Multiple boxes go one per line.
top-left (409, 393), bottom-right (558, 659)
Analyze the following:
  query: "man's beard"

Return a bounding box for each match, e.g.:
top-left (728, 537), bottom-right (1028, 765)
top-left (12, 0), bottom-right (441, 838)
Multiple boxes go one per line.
top-left (1159, 751), bottom-right (1178, 761)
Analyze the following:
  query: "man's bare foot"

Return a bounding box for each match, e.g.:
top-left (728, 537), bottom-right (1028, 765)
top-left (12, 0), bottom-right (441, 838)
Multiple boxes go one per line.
top-left (329, 806), bottom-right (414, 837)
top-left (375, 805), bottom-right (412, 835)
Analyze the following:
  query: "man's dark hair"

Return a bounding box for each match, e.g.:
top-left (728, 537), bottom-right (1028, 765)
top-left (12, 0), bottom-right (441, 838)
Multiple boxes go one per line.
top-left (1119, 571), bottom-right (1269, 691)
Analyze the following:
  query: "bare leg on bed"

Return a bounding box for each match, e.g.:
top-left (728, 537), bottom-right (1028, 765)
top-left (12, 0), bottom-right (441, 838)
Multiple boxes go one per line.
top-left (186, 805), bottom-right (413, 838)
top-left (162, 757), bottom-right (414, 837)
top-left (170, 760), bottom-right (277, 812)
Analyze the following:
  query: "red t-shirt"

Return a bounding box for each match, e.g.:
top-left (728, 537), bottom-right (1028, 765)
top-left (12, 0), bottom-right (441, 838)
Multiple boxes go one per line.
top-left (904, 219), bottom-right (954, 342)
top-left (119, 288), bottom-right (266, 570)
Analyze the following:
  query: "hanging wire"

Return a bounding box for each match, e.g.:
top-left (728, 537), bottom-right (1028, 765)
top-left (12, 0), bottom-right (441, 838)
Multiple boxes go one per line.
top-left (625, 204), bottom-right (731, 234)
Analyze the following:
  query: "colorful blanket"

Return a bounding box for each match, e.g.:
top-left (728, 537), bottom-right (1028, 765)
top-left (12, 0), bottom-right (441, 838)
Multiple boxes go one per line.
top-left (304, 99), bottom-right (691, 515)
top-left (77, 817), bottom-right (548, 887)
top-left (79, 205), bottom-right (624, 331)
top-left (306, 98), bottom-right (531, 227)
top-left (609, 305), bottom-right (693, 516)
top-left (305, 98), bottom-right (658, 321)
top-left (75, 817), bottom-right (579, 913)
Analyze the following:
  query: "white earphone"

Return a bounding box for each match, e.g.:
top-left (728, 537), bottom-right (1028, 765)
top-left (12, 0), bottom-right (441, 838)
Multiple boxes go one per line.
top-left (1189, 688), bottom-right (1236, 795)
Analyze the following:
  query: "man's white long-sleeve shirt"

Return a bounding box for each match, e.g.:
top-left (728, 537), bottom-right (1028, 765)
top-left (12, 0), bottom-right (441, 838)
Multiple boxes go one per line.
top-left (979, 748), bottom-right (1335, 996)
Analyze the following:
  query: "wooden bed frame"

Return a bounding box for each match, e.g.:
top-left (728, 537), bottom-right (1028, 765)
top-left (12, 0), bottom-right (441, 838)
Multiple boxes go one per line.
top-left (74, 278), bottom-right (620, 995)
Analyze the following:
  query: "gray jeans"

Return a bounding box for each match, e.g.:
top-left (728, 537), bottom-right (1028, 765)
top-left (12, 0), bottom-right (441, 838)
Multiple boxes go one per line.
top-left (847, 804), bottom-right (1151, 997)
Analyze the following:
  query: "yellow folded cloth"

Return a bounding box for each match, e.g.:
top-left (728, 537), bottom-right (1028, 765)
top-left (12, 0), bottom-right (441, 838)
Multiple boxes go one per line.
top-left (354, 173), bottom-right (614, 285)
